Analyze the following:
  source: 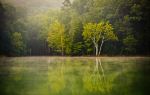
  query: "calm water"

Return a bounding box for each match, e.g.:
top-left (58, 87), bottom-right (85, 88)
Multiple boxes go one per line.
top-left (0, 57), bottom-right (150, 95)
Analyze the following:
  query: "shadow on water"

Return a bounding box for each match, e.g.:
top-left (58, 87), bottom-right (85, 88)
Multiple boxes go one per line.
top-left (0, 57), bottom-right (150, 95)
top-left (130, 58), bottom-right (150, 95)
top-left (106, 57), bottom-right (150, 95)
top-left (0, 57), bottom-right (14, 95)
top-left (0, 57), bottom-right (49, 95)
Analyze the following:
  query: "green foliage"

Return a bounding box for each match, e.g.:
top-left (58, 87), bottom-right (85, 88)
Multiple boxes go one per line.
top-left (83, 21), bottom-right (117, 42)
top-left (72, 42), bottom-right (83, 55)
top-left (123, 35), bottom-right (137, 54)
top-left (1, 0), bottom-right (150, 56)
top-left (83, 21), bottom-right (117, 55)
top-left (11, 32), bottom-right (25, 55)
top-left (47, 20), bottom-right (65, 55)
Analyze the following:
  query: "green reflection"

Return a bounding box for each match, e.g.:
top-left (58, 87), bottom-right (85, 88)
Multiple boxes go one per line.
top-left (0, 57), bottom-right (150, 95)
top-left (48, 59), bottom-right (65, 94)
top-left (83, 58), bottom-right (119, 94)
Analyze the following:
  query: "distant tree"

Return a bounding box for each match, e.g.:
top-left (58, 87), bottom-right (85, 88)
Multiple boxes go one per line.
top-left (69, 13), bottom-right (84, 55)
top-left (11, 32), bottom-right (25, 56)
top-left (47, 20), bottom-right (65, 56)
top-left (123, 35), bottom-right (137, 54)
top-left (83, 21), bottom-right (118, 56)
top-left (62, 0), bottom-right (71, 10)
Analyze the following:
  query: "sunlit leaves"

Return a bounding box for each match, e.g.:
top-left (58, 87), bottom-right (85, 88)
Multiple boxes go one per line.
top-left (83, 21), bottom-right (117, 42)
top-left (47, 20), bottom-right (65, 54)
top-left (82, 21), bottom-right (118, 55)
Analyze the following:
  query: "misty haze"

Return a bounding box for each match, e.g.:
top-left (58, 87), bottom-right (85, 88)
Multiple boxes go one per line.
top-left (0, 0), bottom-right (150, 95)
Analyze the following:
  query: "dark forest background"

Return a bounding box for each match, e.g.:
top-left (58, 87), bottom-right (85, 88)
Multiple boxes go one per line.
top-left (0, 0), bottom-right (150, 56)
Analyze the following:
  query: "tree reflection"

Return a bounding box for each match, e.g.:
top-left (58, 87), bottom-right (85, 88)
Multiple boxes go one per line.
top-left (83, 58), bottom-right (114, 94)
top-left (48, 59), bottom-right (65, 94)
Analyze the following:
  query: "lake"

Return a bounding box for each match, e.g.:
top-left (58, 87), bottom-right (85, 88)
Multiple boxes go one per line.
top-left (0, 57), bottom-right (150, 95)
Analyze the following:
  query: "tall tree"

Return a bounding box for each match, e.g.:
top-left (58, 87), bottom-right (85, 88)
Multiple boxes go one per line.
top-left (11, 32), bottom-right (25, 56)
top-left (47, 20), bottom-right (65, 56)
top-left (83, 21), bottom-right (118, 56)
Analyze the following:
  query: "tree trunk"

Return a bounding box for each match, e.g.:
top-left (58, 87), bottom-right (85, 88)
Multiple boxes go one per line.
top-left (98, 58), bottom-right (105, 78)
top-left (92, 37), bottom-right (99, 56)
top-left (95, 44), bottom-right (98, 56)
top-left (61, 36), bottom-right (64, 56)
top-left (98, 37), bottom-right (104, 55)
top-left (62, 46), bottom-right (64, 56)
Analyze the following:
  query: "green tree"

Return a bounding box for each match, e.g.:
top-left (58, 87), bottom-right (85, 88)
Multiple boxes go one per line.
top-left (123, 35), bottom-right (137, 54)
top-left (83, 21), bottom-right (118, 56)
top-left (11, 32), bottom-right (25, 56)
top-left (47, 20), bottom-right (65, 56)
top-left (62, 0), bottom-right (71, 10)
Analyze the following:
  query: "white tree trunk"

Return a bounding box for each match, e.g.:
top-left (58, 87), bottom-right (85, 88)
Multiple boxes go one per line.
top-left (98, 37), bottom-right (104, 56)
top-left (91, 37), bottom-right (99, 56)
top-left (95, 45), bottom-right (98, 56)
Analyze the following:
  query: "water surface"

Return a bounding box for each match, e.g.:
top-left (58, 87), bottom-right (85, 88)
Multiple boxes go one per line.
top-left (0, 57), bottom-right (150, 95)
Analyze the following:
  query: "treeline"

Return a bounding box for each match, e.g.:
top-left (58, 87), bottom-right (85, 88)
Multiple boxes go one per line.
top-left (0, 0), bottom-right (150, 56)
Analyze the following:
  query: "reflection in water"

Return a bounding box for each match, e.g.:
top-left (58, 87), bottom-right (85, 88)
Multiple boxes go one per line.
top-left (83, 58), bottom-right (116, 94)
top-left (0, 57), bottom-right (150, 95)
top-left (48, 58), bottom-right (65, 94)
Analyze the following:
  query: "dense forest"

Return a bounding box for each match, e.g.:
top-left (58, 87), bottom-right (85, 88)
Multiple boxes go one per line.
top-left (0, 0), bottom-right (150, 56)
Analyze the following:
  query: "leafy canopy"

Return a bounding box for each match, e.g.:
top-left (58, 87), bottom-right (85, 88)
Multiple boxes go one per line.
top-left (82, 21), bottom-right (118, 42)
top-left (47, 20), bottom-right (65, 51)
top-left (11, 32), bottom-right (25, 55)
